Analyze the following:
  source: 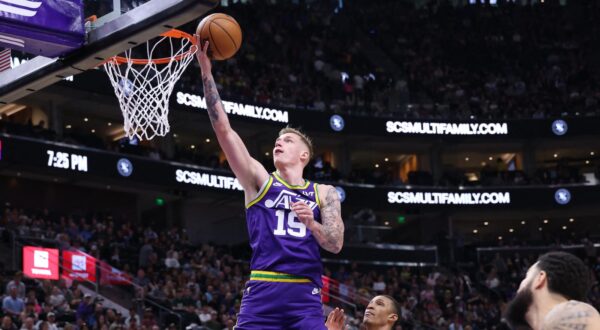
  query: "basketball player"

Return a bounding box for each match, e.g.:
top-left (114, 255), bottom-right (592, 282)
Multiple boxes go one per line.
top-left (361, 295), bottom-right (400, 330)
top-left (503, 251), bottom-right (600, 330)
top-left (325, 308), bottom-right (347, 330)
top-left (195, 40), bottom-right (344, 329)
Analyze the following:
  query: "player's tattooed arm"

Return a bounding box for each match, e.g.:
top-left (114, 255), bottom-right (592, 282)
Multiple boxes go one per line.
top-left (202, 74), bottom-right (222, 123)
top-left (195, 39), bottom-right (269, 192)
top-left (319, 186), bottom-right (344, 253)
top-left (294, 185), bottom-right (344, 253)
top-left (541, 301), bottom-right (600, 330)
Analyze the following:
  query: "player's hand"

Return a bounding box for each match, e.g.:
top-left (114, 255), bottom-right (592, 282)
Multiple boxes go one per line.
top-left (325, 307), bottom-right (347, 330)
top-left (195, 36), bottom-right (212, 75)
top-left (291, 201), bottom-right (316, 230)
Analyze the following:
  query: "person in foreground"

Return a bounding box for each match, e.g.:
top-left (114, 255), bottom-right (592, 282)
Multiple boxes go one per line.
top-left (326, 295), bottom-right (400, 330)
top-left (503, 251), bottom-right (600, 330)
top-left (196, 40), bottom-right (345, 330)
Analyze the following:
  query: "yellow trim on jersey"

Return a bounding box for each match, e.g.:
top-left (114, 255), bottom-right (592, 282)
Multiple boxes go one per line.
top-left (250, 278), bottom-right (312, 283)
top-left (250, 270), bottom-right (311, 283)
top-left (273, 171), bottom-right (310, 190)
top-left (250, 270), bottom-right (293, 276)
top-left (314, 183), bottom-right (321, 208)
top-left (245, 176), bottom-right (273, 209)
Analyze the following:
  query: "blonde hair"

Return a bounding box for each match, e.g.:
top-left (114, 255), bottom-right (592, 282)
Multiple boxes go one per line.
top-left (278, 127), bottom-right (313, 160)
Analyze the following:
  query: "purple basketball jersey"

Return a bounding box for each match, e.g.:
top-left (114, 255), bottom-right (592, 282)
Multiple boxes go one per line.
top-left (245, 172), bottom-right (323, 286)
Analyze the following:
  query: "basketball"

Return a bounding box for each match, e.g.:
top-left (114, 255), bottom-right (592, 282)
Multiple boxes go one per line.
top-left (197, 13), bottom-right (242, 61)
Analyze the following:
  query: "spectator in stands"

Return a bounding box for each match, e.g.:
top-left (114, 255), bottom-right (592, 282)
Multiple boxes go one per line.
top-left (19, 301), bottom-right (37, 325)
top-left (37, 312), bottom-right (57, 330)
top-left (124, 306), bottom-right (139, 327)
top-left (23, 291), bottom-right (40, 315)
top-left (133, 269), bottom-right (149, 288)
top-left (18, 317), bottom-right (33, 330)
top-left (76, 294), bottom-right (95, 328)
top-left (140, 308), bottom-right (157, 329)
top-left (47, 287), bottom-right (67, 312)
top-left (5, 272), bottom-right (26, 299)
top-left (36, 322), bottom-right (49, 330)
top-left (2, 287), bottom-right (24, 318)
top-left (0, 316), bottom-right (16, 330)
top-left (164, 251), bottom-right (180, 269)
top-left (138, 239), bottom-right (154, 268)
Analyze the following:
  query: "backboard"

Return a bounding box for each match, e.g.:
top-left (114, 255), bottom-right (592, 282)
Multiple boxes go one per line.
top-left (0, 0), bottom-right (217, 104)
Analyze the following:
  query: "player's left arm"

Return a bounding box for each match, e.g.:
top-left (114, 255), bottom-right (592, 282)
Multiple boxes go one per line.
top-left (292, 184), bottom-right (344, 253)
top-left (541, 301), bottom-right (600, 330)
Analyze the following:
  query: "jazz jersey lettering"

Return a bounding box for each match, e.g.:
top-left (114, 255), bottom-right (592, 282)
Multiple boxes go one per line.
top-left (245, 172), bottom-right (323, 286)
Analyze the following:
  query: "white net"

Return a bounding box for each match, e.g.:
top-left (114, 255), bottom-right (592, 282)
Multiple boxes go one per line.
top-left (103, 32), bottom-right (197, 141)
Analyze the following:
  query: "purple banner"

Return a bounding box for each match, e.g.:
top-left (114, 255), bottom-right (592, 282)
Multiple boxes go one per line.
top-left (0, 0), bottom-right (84, 57)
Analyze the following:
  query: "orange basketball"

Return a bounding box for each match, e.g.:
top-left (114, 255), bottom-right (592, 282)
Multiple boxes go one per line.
top-left (196, 13), bottom-right (242, 61)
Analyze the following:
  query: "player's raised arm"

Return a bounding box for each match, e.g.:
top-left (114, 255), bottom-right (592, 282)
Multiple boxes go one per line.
top-left (195, 39), bottom-right (269, 192)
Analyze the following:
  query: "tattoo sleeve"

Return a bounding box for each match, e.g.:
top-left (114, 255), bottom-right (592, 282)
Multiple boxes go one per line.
top-left (542, 301), bottom-right (600, 330)
top-left (202, 74), bottom-right (223, 123)
top-left (312, 186), bottom-right (344, 253)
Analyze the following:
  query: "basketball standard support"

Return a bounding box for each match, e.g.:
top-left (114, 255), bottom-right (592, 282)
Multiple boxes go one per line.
top-left (0, 0), bottom-right (217, 104)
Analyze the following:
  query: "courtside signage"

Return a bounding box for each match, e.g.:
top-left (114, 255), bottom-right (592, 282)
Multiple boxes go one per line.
top-left (22, 246), bottom-right (59, 280)
top-left (387, 191), bottom-right (511, 205)
top-left (385, 121), bottom-right (509, 135)
top-left (176, 91), bottom-right (289, 123)
top-left (62, 250), bottom-right (96, 281)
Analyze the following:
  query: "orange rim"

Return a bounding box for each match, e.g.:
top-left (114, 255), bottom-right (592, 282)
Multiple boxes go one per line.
top-left (105, 29), bottom-right (197, 65)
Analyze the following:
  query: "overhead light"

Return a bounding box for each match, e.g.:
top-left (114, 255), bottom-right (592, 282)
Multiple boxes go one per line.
top-left (473, 229), bottom-right (478, 234)
top-left (84, 117), bottom-right (89, 122)
top-left (484, 221), bottom-right (489, 226)
top-left (65, 125), bottom-right (71, 129)
top-left (509, 228), bottom-right (514, 233)
top-left (591, 151), bottom-right (595, 156)
top-left (107, 122), bottom-right (112, 126)
top-left (465, 157), bottom-right (470, 161)
top-left (190, 145), bottom-right (195, 149)
top-left (265, 152), bottom-right (269, 156)
top-left (538, 227), bottom-right (543, 231)
top-left (543, 219), bottom-right (549, 224)
top-left (91, 129), bottom-right (95, 133)
top-left (553, 153), bottom-right (558, 158)
top-left (488, 156), bottom-right (493, 161)
top-left (384, 158), bottom-right (389, 162)
top-left (205, 138), bottom-right (211, 143)
top-left (521, 221), bottom-right (526, 225)
top-left (585, 160), bottom-right (590, 164)
top-left (481, 162), bottom-right (487, 166)
top-left (498, 236), bottom-right (503, 240)
top-left (569, 218), bottom-right (574, 222)
top-left (384, 221), bottom-right (390, 226)
top-left (562, 226), bottom-right (567, 230)
top-left (375, 164), bottom-right (380, 168)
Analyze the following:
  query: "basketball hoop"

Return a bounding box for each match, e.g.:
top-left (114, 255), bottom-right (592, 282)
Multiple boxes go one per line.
top-left (103, 29), bottom-right (198, 141)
